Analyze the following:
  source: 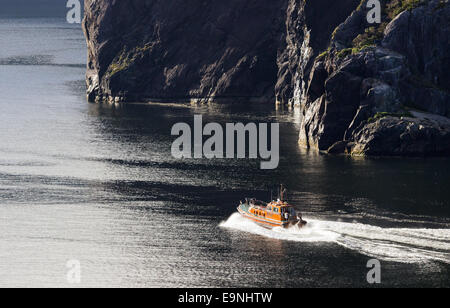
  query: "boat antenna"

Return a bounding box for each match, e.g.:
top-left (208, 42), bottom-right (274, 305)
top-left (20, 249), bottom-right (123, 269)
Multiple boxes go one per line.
top-left (280, 184), bottom-right (287, 202)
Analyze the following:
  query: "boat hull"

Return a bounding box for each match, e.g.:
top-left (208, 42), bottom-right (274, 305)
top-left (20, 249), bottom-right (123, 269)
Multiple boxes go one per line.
top-left (237, 204), bottom-right (304, 229)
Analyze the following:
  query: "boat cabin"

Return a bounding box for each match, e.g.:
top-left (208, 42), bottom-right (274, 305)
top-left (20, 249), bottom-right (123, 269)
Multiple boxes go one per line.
top-left (237, 185), bottom-right (306, 229)
top-left (243, 199), bottom-right (299, 223)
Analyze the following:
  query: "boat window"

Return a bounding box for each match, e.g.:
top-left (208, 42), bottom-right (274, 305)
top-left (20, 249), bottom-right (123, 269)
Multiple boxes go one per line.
top-left (274, 208), bottom-right (278, 213)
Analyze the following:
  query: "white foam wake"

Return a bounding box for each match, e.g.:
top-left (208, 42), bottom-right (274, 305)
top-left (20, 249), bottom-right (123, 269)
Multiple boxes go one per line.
top-left (219, 213), bottom-right (450, 264)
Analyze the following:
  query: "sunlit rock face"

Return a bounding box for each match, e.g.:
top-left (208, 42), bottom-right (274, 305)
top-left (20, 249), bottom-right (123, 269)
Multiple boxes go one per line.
top-left (291, 0), bottom-right (450, 156)
top-left (275, 0), bottom-right (361, 107)
top-left (83, 0), bottom-right (450, 156)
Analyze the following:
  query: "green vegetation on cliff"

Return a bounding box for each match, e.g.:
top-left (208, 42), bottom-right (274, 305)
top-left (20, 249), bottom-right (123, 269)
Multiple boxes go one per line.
top-left (367, 110), bottom-right (414, 123)
top-left (108, 43), bottom-right (153, 76)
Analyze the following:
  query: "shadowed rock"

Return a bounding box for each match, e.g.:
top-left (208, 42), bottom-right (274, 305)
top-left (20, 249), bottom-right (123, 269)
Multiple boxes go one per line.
top-left (83, 0), bottom-right (288, 103)
top-left (83, 0), bottom-right (450, 156)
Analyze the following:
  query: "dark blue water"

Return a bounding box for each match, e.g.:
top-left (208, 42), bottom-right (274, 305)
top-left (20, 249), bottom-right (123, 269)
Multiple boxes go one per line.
top-left (0, 18), bottom-right (449, 287)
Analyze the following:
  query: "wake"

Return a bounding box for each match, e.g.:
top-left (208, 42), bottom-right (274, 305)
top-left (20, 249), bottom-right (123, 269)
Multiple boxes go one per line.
top-left (219, 213), bottom-right (450, 264)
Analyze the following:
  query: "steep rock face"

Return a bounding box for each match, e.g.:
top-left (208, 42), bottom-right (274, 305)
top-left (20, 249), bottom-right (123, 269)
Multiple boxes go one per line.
top-left (83, 0), bottom-right (450, 156)
top-left (83, 0), bottom-right (359, 104)
top-left (83, 0), bottom-right (288, 103)
top-left (276, 0), bottom-right (361, 106)
top-left (281, 0), bottom-right (450, 156)
top-left (382, 3), bottom-right (450, 116)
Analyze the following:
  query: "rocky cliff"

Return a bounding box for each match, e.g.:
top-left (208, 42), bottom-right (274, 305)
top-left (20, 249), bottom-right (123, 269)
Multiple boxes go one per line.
top-left (83, 0), bottom-right (450, 156)
top-left (83, 0), bottom-right (288, 103)
top-left (284, 0), bottom-right (450, 156)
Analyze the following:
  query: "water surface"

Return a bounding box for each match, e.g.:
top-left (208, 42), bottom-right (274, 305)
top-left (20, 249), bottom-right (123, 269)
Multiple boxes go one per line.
top-left (0, 18), bottom-right (449, 287)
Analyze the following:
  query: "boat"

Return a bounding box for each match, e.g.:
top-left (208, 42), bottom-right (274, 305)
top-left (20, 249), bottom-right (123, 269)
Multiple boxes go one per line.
top-left (237, 185), bottom-right (307, 229)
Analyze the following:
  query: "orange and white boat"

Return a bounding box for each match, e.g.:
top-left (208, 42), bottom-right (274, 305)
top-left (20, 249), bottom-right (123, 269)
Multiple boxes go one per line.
top-left (237, 185), bottom-right (307, 229)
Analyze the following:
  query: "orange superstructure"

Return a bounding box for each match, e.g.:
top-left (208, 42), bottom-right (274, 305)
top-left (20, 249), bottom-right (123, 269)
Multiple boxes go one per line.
top-left (237, 185), bottom-right (307, 229)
